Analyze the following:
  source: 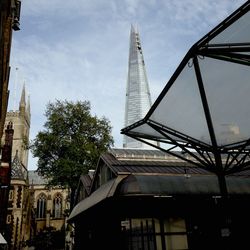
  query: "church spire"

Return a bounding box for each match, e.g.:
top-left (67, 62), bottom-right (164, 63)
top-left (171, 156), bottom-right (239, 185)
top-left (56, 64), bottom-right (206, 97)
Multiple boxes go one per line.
top-left (19, 83), bottom-right (26, 114)
top-left (26, 94), bottom-right (30, 113)
top-left (26, 94), bottom-right (31, 123)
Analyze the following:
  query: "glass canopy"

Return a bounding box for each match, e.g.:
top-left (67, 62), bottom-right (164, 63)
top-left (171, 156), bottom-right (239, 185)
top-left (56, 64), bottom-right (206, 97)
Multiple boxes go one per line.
top-left (121, 1), bottom-right (250, 176)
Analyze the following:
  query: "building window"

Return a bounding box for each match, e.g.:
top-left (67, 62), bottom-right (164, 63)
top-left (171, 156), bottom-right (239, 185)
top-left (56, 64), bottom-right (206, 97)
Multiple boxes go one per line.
top-left (53, 193), bottom-right (62, 218)
top-left (36, 193), bottom-right (47, 218)
top-left (6, 215), bottom-right (11, 224)
top-left (9, 190), bottom-right (14, 200)
top-left (121, 217), bottom-right (188, 250)
top-left (163, 217), bottom-right (188, 250)
top-left (17, 186), bottom-right (22, 208)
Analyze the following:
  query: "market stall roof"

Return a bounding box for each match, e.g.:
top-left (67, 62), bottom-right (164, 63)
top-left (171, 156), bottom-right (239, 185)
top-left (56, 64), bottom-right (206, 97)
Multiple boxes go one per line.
top-left (118, 174), bottom-right (250, 196)
top-left (121, 1), bottom-right (250, 175)
top-left (68, 173), bottom-right (250, 222)
top-left (68, 175), bottom-right (127, 222)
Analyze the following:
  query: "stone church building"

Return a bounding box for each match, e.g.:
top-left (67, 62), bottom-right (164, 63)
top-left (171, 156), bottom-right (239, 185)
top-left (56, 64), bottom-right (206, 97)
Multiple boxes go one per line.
top-left (2, 86), bottom-right (69, 249)
top-left (3, 85), bottom-right (31, 249)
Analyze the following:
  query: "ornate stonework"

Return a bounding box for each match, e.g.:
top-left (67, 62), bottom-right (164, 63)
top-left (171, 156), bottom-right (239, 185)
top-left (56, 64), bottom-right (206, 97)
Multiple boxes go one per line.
top-left (29, 171), bottom-right (70, 233)
top-left (4, 86), bottom-right (31, 250)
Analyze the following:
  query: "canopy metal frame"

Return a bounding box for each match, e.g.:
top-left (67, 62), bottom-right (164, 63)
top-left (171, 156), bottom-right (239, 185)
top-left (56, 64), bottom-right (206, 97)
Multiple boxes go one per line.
top-left (121, 1), bottom-right (250, 198)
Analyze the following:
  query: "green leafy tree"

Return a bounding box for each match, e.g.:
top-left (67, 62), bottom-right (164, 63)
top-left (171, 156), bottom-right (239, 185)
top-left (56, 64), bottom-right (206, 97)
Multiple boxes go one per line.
top-left (30, 100), bottom-right (114, 208)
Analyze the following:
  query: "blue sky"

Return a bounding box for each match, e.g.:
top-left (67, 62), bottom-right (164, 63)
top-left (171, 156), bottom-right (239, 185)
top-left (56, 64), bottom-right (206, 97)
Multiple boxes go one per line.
top-left (9, 0), bottom-right (246, 170)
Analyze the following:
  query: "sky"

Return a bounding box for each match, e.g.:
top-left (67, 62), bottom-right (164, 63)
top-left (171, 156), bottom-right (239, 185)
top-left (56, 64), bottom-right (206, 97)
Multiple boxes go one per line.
top-left (9, 0), bottom-right (246, 170)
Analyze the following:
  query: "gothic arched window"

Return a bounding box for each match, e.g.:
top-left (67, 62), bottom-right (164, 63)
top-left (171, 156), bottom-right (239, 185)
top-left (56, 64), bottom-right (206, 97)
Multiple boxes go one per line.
top-left (53, 193), bottom-right (62, 218)
top-left (36, 193), bottom-right (47, 218)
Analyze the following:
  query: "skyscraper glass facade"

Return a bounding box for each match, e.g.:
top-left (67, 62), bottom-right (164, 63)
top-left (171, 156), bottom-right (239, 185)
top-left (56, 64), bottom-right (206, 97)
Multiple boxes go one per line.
top-left (123, 25), bottom-right (153, 148)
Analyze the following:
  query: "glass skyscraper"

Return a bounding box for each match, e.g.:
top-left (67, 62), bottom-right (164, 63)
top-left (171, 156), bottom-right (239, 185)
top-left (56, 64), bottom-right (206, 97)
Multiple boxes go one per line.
top-left (123, 25), bottom-right (154, 148)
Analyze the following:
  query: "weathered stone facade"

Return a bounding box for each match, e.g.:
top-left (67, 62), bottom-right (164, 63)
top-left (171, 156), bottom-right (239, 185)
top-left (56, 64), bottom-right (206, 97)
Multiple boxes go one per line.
top-left (3, 85), bottom-right (69, 249)
top-left (4, 86), bottom-right (31, 249)
top-left (29, 171), bottom-right (70, 233)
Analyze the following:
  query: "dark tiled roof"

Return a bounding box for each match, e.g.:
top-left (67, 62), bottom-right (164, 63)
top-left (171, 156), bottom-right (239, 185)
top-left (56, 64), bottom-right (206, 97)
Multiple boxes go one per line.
top-left (101, 148), bottom-right (250, 177)
top-left (101, 148), bottom-right (210, 175)
top-left (80, 175), bottom-right (92, 194)
top-left (28, 170), bottom-right (48, 185)
top-left (80, 175), bottom-right (92, 187)
top-left (109, 148), bottom-right (171, 158)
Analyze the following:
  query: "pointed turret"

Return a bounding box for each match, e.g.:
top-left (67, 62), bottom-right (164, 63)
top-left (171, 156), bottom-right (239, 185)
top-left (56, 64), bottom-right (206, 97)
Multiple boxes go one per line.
top-left (19, 83), bottom-right (26, 115)
top-left (26, 94), bottom-right (31, 123)
top-left (18, 83), bottom-right (30, 127)
top-left (11, 150), bottom-right (25, 180)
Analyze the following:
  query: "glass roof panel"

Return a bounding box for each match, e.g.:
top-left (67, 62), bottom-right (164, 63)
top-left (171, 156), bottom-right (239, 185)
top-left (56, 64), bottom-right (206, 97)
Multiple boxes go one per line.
top-left (209, 11), bottom-right (250, 44)
top-left (199, 56), bottom-right (250, 146)
top-left (129, 122), bottom-right (165, 139)
top-left (130, 122), bottom-right (185, 144)
top-left (149, 62), bottom-right (211, 145)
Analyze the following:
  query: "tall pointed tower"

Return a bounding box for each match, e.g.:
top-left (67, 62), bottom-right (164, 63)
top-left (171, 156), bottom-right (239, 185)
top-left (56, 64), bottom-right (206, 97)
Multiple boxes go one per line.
top-left (2, 84), bottom-right (31, 249)
top-left (5, 84), bottom-right (31, 166)
top-left (123, 25), bottom-right (154, 148)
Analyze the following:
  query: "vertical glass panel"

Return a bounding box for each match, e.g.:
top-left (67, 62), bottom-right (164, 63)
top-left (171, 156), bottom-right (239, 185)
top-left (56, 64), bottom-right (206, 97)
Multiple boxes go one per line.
top-left (209, 11), bottom-right (250, 44)
top-left (150, 62), bottom-right (211, 145)
top-left (130, 219), bottom-right (143, 250)
top-left (154, 218), bottom-right (161, 233)
top-left (131, 218), bottom-right (142, 230)
top-left (126, 218), bottom-right (189, 250)
top-left (129, 218), bottom-right (158, 250)
top-left (53, 194), bottom-right (62, 218)
top-left (164, 218), bottom-right (188, 250)
top-left (199, 57), bottom-right (250, 146)
top-left (37, 193), bottom-right (47, 218)
top-left (165, 235), bottom-right (188, 250)
top-left (144, 235), bottom-right (155, 250)
top-left (164, 218), bottom-right (187, 233)
top-left (156, 236), bottom-right (163, 250)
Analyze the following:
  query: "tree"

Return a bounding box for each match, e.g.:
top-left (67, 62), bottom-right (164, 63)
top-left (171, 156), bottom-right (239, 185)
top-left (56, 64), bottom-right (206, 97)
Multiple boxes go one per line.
top-left (30, 100), bottom-right (114, 208)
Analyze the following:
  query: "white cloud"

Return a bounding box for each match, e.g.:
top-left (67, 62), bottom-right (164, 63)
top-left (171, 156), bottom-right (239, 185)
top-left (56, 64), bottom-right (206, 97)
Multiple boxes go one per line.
top-left (9, 0), bottom-right (247, 169)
